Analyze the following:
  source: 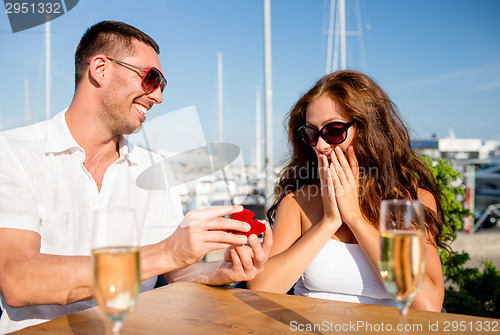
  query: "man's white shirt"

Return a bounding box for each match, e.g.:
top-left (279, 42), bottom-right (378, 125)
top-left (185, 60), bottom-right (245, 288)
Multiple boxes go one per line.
top-left (0, 110), bottom-right (184, 334)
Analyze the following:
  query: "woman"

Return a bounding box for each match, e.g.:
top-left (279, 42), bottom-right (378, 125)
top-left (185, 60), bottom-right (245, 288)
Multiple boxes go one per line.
top-left (247, 70), bottom-right (450, 311)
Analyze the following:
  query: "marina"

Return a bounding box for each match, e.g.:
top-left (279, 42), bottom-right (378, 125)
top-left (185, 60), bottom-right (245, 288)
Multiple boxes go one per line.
top-left (413, 135), bottom-right (500, 231)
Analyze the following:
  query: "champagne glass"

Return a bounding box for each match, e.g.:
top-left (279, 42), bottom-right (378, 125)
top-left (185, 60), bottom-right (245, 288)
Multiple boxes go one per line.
top-left (91, 208), bottom-right (141, 335)
top-left (379, 199), bottom-right (426, 323)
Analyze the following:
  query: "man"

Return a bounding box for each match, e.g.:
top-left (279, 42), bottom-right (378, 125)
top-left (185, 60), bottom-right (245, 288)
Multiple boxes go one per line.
top-left (0, 21), bottom-right (272, 334)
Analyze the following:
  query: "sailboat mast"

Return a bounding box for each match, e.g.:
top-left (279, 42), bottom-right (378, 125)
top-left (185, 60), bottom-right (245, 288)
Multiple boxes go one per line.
top-left (339, 0), bottom-right (346, 69)
top-left (217, 51), bottom-right (223, 143)
top-left (263, 0), bottom-right (274, 200)
top-left (45, 20), bottom-right (51, 120)
top-left (327, 0), bottom-right (352, 72)
top-left (25, 79), bottom-right (30, 125)
top-left (256, 84), bottom-right (262, 171)
top-left (326, 0), bottom-right (336, 74)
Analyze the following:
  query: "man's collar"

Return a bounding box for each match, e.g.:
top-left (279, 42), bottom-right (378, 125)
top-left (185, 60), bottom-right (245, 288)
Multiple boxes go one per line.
top-left (45, 109), bottom-right (138, 165)
top-left (45, 109), bottom-right (81, 154)
top-left (118, 135), bottom-right (138, 165)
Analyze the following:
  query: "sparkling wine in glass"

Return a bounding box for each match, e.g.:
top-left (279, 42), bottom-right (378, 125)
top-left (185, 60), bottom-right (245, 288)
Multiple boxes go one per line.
top-left (91, 208), bottom-right (141, 335)
top-left (379, 199), bottom-right (426, 322)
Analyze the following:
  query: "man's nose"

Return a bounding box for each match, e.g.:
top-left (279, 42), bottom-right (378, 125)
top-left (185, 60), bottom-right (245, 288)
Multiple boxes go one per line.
top-left (147, 86), bottom-right (163, 104)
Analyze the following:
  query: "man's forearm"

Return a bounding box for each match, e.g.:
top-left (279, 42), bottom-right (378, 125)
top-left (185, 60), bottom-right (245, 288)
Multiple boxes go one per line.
top-left (163, 261), bottom-right (221, 286)
top-left (3, 242), bottom-right (172, 308)
top-left (2, 253), bottom-right (92, 307)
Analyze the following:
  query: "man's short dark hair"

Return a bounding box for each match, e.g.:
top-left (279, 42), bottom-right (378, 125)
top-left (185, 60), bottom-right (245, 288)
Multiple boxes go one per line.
top-left (74, 20), bottom-right (160, 87)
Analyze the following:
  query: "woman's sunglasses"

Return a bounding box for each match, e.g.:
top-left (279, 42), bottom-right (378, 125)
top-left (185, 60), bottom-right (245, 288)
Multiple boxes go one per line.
top-left (298, 121), bottom-right (355, 147)
top-left (87, 57), bottom-right (167, 93)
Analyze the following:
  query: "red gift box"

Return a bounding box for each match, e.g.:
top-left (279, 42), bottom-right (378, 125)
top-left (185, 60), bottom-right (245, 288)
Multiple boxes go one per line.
top-left (229, 208), bottom-right (266, 237)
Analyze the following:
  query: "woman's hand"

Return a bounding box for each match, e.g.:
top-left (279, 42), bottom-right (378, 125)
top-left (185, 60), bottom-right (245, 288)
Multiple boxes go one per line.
top-left (318, 153), bottom-right (342, 232)
top-left (328, 146), bottom-right (364, 225)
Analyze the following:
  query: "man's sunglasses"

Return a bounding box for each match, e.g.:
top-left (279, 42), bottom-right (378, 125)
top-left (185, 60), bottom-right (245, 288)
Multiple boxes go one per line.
top-left (87, 57), bottom-right (167, 93)
top-left (298, 121), bottom-right (355, 147)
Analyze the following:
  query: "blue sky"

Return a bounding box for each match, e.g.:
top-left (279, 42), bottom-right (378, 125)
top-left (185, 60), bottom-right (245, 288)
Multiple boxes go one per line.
top-left (1, 0), bottom-right (499, 166)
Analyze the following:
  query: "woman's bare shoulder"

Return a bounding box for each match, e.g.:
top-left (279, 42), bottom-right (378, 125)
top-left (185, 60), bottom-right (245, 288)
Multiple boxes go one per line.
top-left (291, 183), bottom-right (321, 205)
top-left (276, 184), bottom-right (322, 227)
top-left (417, 188), bottom-right (437, 212)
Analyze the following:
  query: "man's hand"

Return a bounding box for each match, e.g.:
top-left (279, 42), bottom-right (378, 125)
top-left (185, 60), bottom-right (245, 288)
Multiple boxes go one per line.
top-left (162, 207), bottom-right (273, 286)
top-left (213, 222), bottom-right (272, 284)
top-left (164, 205), bottom-right (253, 270)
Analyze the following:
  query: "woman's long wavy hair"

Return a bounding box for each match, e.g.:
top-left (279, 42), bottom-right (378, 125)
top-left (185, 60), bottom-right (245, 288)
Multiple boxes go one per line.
top-left (267, 70), bottom-right (451, 250)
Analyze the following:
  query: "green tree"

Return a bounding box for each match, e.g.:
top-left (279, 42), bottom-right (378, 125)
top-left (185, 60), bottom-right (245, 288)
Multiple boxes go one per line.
top-left (423, 157), bottom-right (500, 318)
top-left (422, 157), bottom-right (468, 235)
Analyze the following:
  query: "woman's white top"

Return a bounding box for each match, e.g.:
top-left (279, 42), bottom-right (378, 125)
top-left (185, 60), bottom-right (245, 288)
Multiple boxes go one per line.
top-left (294, 238), bottom-right (396, 307)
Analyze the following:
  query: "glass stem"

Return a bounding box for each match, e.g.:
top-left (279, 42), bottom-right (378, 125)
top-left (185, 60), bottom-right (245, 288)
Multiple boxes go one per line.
top-left (112, 321), bottom-right (123, 335)
top-left (401, 303), bottom-right (410, 320)
top-left (398, 303), bottom-right (410, 335)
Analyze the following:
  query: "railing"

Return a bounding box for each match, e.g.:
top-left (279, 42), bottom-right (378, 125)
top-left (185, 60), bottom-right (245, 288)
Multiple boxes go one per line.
top-left (473, 203), bottom-right (500, 232)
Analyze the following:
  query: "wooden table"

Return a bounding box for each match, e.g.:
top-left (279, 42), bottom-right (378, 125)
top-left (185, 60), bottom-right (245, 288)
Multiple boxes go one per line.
top-left (14, 282), bottom-right (499, 334)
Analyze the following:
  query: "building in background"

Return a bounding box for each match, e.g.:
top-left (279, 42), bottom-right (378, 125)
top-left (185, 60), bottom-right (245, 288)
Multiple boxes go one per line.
top-left (413, 135), bottom-right (500, 231)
